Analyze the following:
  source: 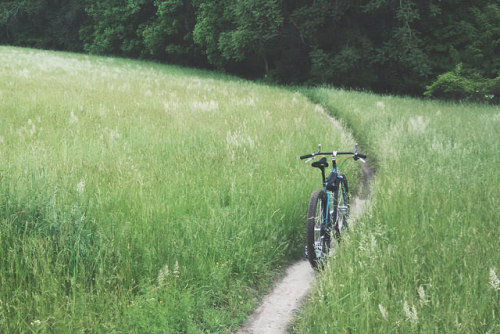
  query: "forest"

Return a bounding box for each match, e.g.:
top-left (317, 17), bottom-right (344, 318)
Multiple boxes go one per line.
top-left (1, 0), bottom-right (499, 100)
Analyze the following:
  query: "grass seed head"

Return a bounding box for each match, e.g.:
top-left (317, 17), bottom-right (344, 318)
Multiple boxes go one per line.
top-left (403, 300), bottom-right (418, 324)
top-left (378, 304), bottom-right (388, 320)
top-left (418, 285), bottom-right (429, 306)
top-left (69, 111), bottom-right (79, 124)
top-left (173, 261), bottom-right (180, 278)
top-left (489, 268), bottom-right (500, 291)
top-left (76, 180), bottom-right (85, 195)
top-left (30, 320), bottom-right (41, 326)
top-left (157, 264), bottom-right (169, 286)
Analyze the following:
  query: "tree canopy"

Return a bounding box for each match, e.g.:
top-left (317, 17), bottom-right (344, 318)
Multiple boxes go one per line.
top-left (1, 0), bottom-right (499, 97)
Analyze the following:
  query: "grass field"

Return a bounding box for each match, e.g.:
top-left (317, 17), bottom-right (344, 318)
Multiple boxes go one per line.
top-left (0, 47), bottom-right (361, 332)
top-left (2, 46), bottom-right (499, 333)
top-left (294, 88), bottom-right (500, 332)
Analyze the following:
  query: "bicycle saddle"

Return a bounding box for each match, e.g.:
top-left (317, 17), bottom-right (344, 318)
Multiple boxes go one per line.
top-left (311, 157), bottom-right (329, 169)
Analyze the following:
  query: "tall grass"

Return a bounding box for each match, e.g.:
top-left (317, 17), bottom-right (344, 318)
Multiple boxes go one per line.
top-left (0, 47), bottom-right (358, 332)
top-left (294, 88), bottom-right (500, 332)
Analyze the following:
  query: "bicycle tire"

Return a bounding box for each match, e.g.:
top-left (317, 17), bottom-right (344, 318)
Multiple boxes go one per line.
top-left (333, 175), bottom-right (350, 240)
top-left (306, 189), bottom-right (329, 269)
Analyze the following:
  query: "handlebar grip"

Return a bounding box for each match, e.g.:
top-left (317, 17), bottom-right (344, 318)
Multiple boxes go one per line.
top-left (300, 154), bottom-right (313, 160)
top-left (357, 153), bottom-right (367, 159)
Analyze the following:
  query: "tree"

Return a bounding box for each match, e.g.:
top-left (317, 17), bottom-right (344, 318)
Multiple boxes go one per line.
top-left (192, 0), bottom-right (233, 69)
top-left (218, 0), bottom-right (283, 74)
top-left (193, 0), bottom-right (284, 76)
top-left (142, 0), bottom-right (203, 65)
top-left (368, 0), bottom-right (432, 94)
top-left (0, 0), bottom-right (86, 51)
top-left (1, 0), bottom-right (498, 99)
top-left (81, 0), bottom-right (154, 57)
top-left (420, 0), bottom-right (500, 79)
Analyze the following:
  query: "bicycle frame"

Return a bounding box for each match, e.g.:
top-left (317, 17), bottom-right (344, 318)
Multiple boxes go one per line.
top-left (308, 150), bottom-right (352, 234)
top-left (324, 188), bottom-right (333, 233)
top-left (322, 153), bottom-right (341, 233)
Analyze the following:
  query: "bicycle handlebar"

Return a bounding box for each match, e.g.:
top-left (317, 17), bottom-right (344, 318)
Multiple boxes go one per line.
top-left (356, 153), bottom-right (367, 159)
top-left (299, 144), bottom-right (366, 161)
top-left (300, 154), bottom-right (314, 160)
top-left (299, 151), bottom-right (360, 159)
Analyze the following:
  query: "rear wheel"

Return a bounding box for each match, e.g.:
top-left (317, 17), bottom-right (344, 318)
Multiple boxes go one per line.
top-left (333, 175), bottom-right (350, 240)
top-left (306, 189), bottom-right (329, 269)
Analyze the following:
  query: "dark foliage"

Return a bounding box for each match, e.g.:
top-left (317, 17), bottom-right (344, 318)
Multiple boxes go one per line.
top-left (1, 0), bottom-right (499, 100)
top-left (0, 0), bottom-right (87, 51)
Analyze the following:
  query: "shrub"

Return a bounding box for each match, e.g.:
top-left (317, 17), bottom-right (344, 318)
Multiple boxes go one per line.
top-left (424, 64), bottom-right (499, 103)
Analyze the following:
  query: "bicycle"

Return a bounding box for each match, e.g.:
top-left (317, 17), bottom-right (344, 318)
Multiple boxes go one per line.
top-left (300, 144), bottom-right (367, 269)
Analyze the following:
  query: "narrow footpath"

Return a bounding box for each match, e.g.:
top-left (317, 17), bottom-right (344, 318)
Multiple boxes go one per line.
top-left (238, 108), bottom-right (375, 333)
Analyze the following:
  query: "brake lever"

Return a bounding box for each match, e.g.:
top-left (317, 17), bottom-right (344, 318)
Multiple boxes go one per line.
top-left (305, 157), bottom-right (314, 163)
top-left (359, 157), bottom-right (366, 163)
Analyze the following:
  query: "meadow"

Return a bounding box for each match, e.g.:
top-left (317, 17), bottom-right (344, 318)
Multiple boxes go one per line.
top-left (2, 46), bottom-right (498, 333)
top-left (294, 88), bottom-right (500, 332)
top-left (0, 47), bottom-right (360, 332)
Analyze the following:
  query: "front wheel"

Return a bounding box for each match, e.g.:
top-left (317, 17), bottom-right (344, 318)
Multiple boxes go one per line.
top-left (306, 189), bottom-right (329, 269)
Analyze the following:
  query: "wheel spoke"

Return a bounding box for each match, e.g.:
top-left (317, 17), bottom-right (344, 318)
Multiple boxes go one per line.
top-left (306, 189), bottom-right (329, 269)
top-left (314, 199), bottom-right (324, 258)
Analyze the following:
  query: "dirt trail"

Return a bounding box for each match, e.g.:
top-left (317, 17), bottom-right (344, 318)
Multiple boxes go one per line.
top-left (238, 153), bottom-right (375, 334)
top-left (237, 260), bottom-right (315, 333)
